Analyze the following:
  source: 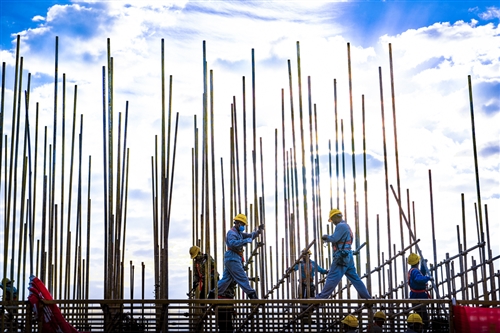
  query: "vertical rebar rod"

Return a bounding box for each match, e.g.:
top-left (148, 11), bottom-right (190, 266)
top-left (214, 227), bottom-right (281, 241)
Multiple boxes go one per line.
top-left (378, 66), bottom-right (393, 296)
top-left (467, 75), bottom-right (488, 301)
top-left (287, 59), bottom-right (301, 255)
top-left (232, 96), bottom-right (242, 212)
top-left (3, 36), bottom-right (20, 288)
top-left (296, 42), bottom-right (309, 247)
top-left (10, 56), bottom-right (24, 288)
top-left (275, 127), bottom-right (279, 291)
top-left (346, 42), bottom-right (357, 226)
top-left (307, 76), bottom-right (314, 257)
top-left (242, 76), bottom-right (248, 215)
top-left (341, 119), bottom-right (346, 215)
top-left (85, 156), bottom-right (91, 301)
top-left (428, 170), bottom-right (438, 283)
top-left (252, 49), bottom-right (259, 226)
top-left (361, 95), bottom-right (371, 295)
top-left (389, 43), bottom-right (407, 298)
top-left (333, 79), bottom-right (339, 210)
top-left (461, 193), bottom-right (469, 300)
top-left (50, 37), bottom-right (59, 297)
top-left (209, 70), bottom-right (217, 293)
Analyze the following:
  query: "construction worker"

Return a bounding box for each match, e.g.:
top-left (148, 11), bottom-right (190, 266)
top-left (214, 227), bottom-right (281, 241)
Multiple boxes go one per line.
top-left (189, 245), bottom-right (218, 299)
top-left (366, 310), bottom-right (386, 332)
top-left (209, 214), bottom-right (264, 299)
top-left (0, 278), bottom-right (18, 301)
top-left (216, 281), bottom-right (237, 333)
top-left (407, 253), bottom-right (431, 330)
top-left (405, 313), bottom-right (424, 333)
top-left (316, 209), bottom-right (371, 301)
top-left (341, 314), bottom-right (359, 333)
top-left (293, 249), bottom-right (328, 298)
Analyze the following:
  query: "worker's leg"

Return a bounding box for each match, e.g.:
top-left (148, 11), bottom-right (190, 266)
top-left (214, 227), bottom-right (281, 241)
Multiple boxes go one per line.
top-left (315, 261), bottom-right (347, 299)
top-left (344, 257), bottom-right (371, 299)
top-left (224, 259), bottom-right (256, 297)
top-left (217, 262), bottom-right (235, 295)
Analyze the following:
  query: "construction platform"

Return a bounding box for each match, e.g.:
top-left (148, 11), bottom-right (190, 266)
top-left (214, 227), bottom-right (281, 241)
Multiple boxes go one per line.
top-left (2, 298), bottom-right (499, 332)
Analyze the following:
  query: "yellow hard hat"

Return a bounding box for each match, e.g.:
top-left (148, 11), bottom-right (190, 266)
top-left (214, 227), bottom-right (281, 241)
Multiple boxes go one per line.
top-left (234, 213), bottom-right (248, 226)
top-left (407, 313), bottom-right (423, 324)
top-left (189, 246), bottom-right (201, 259)
top-left (374, 311), bottom-right (386, 320)
top-left (1, 277), bottom-right (12, 285)
top-left (329, 209), bottom-right (342, 220)
top-left (407, 253), bottom-right (420, 266)
top-left (303, 248), bottom-right (312, 255)
top-left (341, 314), bottom-right (358, 328)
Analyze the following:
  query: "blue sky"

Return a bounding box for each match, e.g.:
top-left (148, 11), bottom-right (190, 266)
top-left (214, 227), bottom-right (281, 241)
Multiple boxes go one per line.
top-left (0, 1), bottom-right (499, 301)
top-left (2, 1), bottom-right (499, 49)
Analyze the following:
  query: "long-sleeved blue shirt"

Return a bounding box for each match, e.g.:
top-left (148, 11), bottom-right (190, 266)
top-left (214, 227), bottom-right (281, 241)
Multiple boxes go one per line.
top-left (323, 221), bottom-right (353, 251)
top-left (293, 259), bottom-right (328, 281)
top-left (224, 227), bottom-right (259, 262)
top-left (408, 261), bottom-right (431, 299)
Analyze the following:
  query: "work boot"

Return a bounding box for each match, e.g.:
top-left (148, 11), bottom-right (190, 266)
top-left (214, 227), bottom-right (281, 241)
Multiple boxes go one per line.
top-left (248, 292), bottom-right (258, 299)
top-left (207, 290), bottom-right (215, 299)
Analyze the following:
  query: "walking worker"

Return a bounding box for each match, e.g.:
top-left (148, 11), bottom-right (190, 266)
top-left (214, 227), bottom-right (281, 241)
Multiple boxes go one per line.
top-left (405, 313), bottom-right (424, 333)
top-left (0, 278), bottom-right (18, 301)
top-left (293, 248), bottom-right (328, 298)
top-left (189, 245), bottom-right (218, 299)
top-left (315, 209), bottom-right (371, 300)
top-left (341, 314), bottom-right (359, 333)
top-left (407, 253), bottom-right (432, 330)
top-left (210, 214), bottom-right (264, 300)
top-left (367, 310), bottom-right (386, 332)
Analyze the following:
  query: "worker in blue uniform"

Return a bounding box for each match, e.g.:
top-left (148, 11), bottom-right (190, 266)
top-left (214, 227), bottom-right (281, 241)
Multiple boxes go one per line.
top-left (293, 249), bottom-right (328, 298)
top-left (407, 253), bottom-right (432, 331)
top-left (315, 209), bottom-right (371, 300)
top-left (209, 214), bottom-right (264, 299)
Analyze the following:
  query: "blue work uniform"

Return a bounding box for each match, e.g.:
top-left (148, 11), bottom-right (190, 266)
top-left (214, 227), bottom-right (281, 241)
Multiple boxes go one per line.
top-left (408, 262), bottom-right (431, 299)
top-left (294, 258), bottom-right (328, 298)
top-left (408, 262), bottom-right (431, 329)
top-left (293, 259), bottom-right (328, 280)
top-left (216, 226), bottom-right (259, 297)
top-left (316, 221), bottom-right (371, 299)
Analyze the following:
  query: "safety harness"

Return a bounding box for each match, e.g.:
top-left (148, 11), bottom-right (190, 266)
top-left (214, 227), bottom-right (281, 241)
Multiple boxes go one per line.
top-left (407, 267), bottom-right (431, 298)
top-left (333, 228), bottom-right (353, 251)
top-left (227, 227), bottom-right (245, 262)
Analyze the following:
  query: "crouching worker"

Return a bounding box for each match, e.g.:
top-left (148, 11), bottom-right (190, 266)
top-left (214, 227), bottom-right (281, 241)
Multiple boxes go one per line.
top-left (209, 214), bottom-right (264, 300)
top-left (189, 245), bottom-right (218, 299)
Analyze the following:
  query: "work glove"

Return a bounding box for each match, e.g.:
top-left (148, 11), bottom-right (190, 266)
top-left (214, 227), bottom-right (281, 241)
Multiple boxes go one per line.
top-left (322, 234), bottom-right (329, 241)
top-left (246, 238), bottom-right (253, 244)
top-left (257, 224), bottom-right (265, 235)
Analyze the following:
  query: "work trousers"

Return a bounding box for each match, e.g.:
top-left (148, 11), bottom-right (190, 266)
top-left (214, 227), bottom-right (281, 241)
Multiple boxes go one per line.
top-left (217, 258), bottom-right (256, 296)
top-left (315, 252), bottom-right (371, 299)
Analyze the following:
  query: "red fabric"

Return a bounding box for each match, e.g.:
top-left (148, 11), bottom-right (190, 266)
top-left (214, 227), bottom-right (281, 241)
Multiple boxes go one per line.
top-left (28, 276), bottom-right (82, 333)
top-left (453, 304), bottom-right (500, 333)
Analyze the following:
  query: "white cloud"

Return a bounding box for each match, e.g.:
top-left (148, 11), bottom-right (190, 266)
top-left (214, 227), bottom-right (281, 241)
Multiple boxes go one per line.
top-left (32, 15), bottom-right (45, 22)
top-left (479, 6), bottom-right (500, 20)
